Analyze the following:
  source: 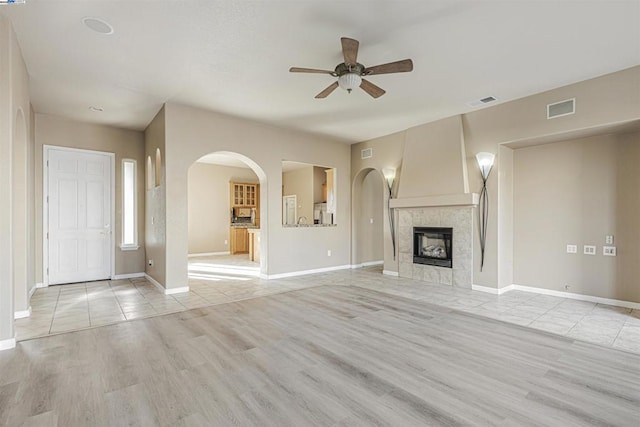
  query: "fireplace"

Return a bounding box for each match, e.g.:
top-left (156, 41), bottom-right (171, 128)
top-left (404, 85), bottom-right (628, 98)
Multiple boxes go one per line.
top-left (413, 227), bottom-right (453, 268)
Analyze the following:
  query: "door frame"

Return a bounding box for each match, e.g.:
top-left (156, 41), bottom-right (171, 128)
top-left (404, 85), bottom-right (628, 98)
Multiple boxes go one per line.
top-left (282, 195), bottom-right (297, 225)
top-left (43, 145), bottom-right (116, 286)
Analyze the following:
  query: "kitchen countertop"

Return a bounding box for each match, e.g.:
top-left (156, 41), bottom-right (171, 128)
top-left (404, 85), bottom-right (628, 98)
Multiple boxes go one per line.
top-left (283, 224), bottom-right (337, 228)
top-left (230, 224), bottom-right (259, 229)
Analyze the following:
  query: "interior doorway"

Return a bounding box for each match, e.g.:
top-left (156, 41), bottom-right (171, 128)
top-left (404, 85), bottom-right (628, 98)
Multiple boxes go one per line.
top-left (44, 146), bottom-right (114, 285)
top-left (352, 168), bottom-right (385, 268)
top-left (187, 152), bottom-right (265, 282)
top-left (282, 195), bottom-right (297, 225)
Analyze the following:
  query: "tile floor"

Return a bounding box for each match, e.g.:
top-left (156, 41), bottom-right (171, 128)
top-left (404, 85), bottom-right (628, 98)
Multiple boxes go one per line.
top-left (15, 256), bottom-right (640, 355)
top-left (332, 267), bottom-right (640, 354)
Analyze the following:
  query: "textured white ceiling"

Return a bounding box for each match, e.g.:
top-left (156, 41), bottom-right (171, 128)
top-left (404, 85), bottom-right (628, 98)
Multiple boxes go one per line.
top-left (3, 0), bottom-right (640, 143)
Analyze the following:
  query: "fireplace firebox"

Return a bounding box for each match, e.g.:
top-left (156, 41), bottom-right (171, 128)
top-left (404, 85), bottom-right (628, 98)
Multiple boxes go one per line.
top-left (413, 227), bottom-right (453, 268)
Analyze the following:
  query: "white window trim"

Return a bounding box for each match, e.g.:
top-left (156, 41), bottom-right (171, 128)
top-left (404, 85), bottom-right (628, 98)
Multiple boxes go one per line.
top-left (121, 158), bottom-right (139, 250)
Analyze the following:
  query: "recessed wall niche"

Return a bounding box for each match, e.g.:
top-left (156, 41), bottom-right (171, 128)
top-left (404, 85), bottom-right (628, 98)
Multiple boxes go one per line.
top-left (146, 155), bottom-right (153, 190)
top-left (155, 148), bottom-right (162, 187)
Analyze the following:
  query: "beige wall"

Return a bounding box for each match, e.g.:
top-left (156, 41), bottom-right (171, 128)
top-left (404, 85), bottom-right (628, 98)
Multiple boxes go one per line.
top-left (34, 114), bottom-right (147, 280)
top-left (282, 167), bottom-right (314, 223)
top-left (352, 65), bottom-right (640, 292)
top-left (144, 107), bottom-right (166, 285)
top-left (464, 65), bottom-right (640, 288)
top-left (0, 15), bottom-right (32, 342)
top-left (513, 131), bottom-right (640, 302)
top-left (497, 145), bottom-right (514, 289)
top-left (161, 102), bottom-right (350, 287)
top-left (398, 115), bottom-right (469, 198)
top-left (188, 162), bottom-right (258, 254)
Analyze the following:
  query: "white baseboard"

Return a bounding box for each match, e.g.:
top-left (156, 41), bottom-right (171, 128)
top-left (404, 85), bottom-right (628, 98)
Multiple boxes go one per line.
top-left (0, 337), bottom-right (16, 351)
top-left (510, 284), bottom-right (640, 310)
top-left (383, 270), bottom-right (399, 277)
top-left (472, 283), bottom-right (640, 310)
top-left (36, 282), bottom-right (46, 288)
top-left (472, 284), bottom-right (514, 295)
top-left (188, 251), bottom-right (230, 258)
top-left (145, 273), bottom-right (165, 292)
top-left (144, 273), bottom-right (189, 295)
top-left (165, 286), bottom-right (190, 295)
top-left (352, 260), bottom-right (384, 269)
top-left (14, 307), bottom-right (32, 319)
top-left (112, 272), bottom-right (145, 280)
top-left (265, 264), bottom-right (351, 280)
top-left (29, 285), bottom-right (37, 298)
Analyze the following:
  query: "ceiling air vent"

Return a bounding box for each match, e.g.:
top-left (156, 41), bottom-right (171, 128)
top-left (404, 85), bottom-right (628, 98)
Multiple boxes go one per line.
top-left (361, 148), bottom-right (373, 159)
top-left (466, 96), bottom-right (497, 108)
top-left (547, 98), bottom-right (575, 119)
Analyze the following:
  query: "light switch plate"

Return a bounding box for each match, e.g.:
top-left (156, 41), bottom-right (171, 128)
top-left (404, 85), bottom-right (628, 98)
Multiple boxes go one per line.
top-left (605, 235), bottom-right (614, 244)
top-left (603, 246), bottom-right (617, 256)
top-left (584, 245), bottom-right (596, 255)
top-left (566, 244), bottom-right (577, 254)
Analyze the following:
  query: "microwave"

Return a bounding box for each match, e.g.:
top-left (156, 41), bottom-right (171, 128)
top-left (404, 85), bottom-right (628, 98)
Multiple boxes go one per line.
top-left (234, 207), bottom-right (252, 218)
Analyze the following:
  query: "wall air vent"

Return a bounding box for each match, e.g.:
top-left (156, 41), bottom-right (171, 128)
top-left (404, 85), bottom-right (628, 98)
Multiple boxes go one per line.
top-left (466, 96), bottom-right (497, 108)
top-left (361, 148), bottom-right (373, 159)
top-left (547, 98), bottom-right (575, 119)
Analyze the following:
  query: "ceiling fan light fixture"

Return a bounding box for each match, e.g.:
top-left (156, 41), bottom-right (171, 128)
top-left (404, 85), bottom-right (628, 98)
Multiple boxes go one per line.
top-left (338, 73), bottom-right (362, 93)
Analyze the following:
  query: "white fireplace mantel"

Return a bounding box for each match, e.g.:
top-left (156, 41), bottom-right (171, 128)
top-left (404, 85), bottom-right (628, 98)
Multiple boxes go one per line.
top-left (390, 193), bottom-right (479, 209)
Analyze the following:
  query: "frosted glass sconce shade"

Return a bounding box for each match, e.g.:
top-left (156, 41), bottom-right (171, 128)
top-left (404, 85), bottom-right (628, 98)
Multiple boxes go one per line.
top-left (476, 152), bottom-right (495, 180)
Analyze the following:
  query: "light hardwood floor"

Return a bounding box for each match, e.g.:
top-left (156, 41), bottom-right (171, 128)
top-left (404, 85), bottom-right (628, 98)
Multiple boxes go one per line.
top-left (2, 284), bottom-right (639, 426)
top-left (17, 262), bottom-right (640, 354)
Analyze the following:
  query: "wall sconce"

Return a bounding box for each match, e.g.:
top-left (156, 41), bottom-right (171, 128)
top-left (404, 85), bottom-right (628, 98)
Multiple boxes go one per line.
top-left (382, 168), bottom-right (396, 260)
top-left (475, 152), bottom-right (495, 272)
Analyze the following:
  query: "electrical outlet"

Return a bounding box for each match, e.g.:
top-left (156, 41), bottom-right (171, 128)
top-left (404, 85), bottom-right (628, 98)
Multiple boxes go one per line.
top-left (603, 246), bottom-right (616, 256)
top-left (566, 244), bottom-right (577, 254)
top-left (327, 250), bottom-right (332, 257)
top-left (605, 235), bottom-right (614, 244)
top-left (148, 259), bottom-right (154, 266)
top-left (583, 245), bottom-right (596, 255)
top-left (370, 218), bottom-right (374, 224)
top-left (224, 239), bottom-right (228, 245)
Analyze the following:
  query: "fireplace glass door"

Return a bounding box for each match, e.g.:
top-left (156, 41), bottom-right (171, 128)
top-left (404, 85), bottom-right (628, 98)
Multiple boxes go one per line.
top-left (413, 227), bottom-right (453, 268)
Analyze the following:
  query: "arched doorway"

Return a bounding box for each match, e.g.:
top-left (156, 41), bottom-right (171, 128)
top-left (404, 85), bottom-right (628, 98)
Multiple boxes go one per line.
top-left (351, 168), bottom-right (385, 269)
top-left (186, 151), bottom-right (266, 284)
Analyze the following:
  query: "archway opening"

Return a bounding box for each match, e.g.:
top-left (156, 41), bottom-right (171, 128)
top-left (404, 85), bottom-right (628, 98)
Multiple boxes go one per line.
top-left (187, 151), bottom-right (266, 285)
top-left (351, 168), bottom-right (385, 269)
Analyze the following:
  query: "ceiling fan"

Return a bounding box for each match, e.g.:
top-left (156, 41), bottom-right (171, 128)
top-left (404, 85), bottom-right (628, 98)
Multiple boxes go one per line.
top-left (290, 37), bottom-right (413, 99)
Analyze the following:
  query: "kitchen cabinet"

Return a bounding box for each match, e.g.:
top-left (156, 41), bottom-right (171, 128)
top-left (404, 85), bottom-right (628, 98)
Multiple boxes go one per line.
top-left (230, 227), bottom-right (249, 254)
top-left (230, 182), bottom-right (258, 206)
top-left (248, 229), bottom-right (260, 262)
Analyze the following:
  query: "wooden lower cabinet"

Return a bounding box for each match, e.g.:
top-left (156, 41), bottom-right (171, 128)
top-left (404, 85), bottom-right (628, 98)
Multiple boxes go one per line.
top-left (248, 229), bottom-right (260, 262)
top-left (230, 227), bottom-right (249, 254)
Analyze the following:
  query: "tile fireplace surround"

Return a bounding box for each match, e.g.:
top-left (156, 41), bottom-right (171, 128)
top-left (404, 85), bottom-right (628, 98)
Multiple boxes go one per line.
top-left (398, 206), bottom-right (473, 288)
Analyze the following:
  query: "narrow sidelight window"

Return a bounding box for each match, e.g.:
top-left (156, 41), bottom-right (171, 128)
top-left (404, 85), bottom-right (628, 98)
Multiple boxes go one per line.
top-left (122, 159), bottom-right (138, 249)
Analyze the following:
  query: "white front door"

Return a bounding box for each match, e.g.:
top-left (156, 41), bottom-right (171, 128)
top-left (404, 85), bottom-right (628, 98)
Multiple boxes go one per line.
top-left (47, 147), bottom-right (112, 285)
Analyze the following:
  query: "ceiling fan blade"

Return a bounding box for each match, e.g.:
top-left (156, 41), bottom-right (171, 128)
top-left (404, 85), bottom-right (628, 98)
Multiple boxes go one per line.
top-left (363, 59), bottom-right (413, 75)
top-left (360, 79), bottom-right (386, 99)
top-left (315, 82), bottom-right (339, 99)
top-left (290, 67), bottom-right (335, 75)
top-left (341, 37), bottom-right (359, 65)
